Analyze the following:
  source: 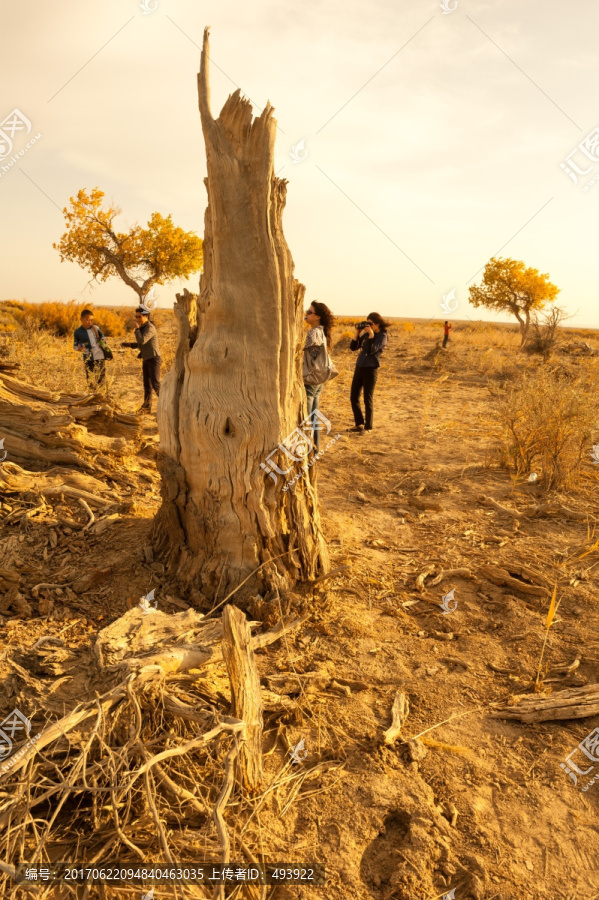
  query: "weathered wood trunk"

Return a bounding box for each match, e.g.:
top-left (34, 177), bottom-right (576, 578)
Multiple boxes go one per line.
top-left (151, 28), bottom-right (328, 599)
top-left (0, 373), bottom-right (140, 469)
top-left (222, 605), bottom-right (263, 791)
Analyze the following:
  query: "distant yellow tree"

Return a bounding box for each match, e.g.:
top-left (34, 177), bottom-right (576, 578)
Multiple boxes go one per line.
top-left (54, 187), bottom-right (203, 303)
top-left (469, 257), bottom-right (559, 345)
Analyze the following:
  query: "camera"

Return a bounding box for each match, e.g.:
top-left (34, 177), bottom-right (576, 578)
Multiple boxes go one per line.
top-left (355, 321), bottom-right (370, 330)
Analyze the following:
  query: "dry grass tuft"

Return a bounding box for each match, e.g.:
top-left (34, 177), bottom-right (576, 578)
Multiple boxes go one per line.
top-left (495, 366), bottom-right (599, 490)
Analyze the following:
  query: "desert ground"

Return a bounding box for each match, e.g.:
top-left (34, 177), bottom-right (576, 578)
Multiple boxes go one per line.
top-left (1, 308), bottom-right (598, 900)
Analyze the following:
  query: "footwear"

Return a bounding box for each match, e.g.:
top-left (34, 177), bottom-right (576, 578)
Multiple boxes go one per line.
top-left (348, 425), bottom-right (364, 433)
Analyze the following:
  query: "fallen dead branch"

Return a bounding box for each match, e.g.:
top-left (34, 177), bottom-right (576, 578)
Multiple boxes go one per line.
top-left (0, 602), bottom-right (317, 900)
top-left (0, 373), bottom-right (141, 469)
top-left (478, 494), bottom-right (590, 522)
top-left (491, 684), bottom-right (599, 722)
top-left (479, 563), bottom-right (551, 598)
top-left (415, 565), bottom-right (472, 592)
top-left (0, 462), bottom-right (114, 508)
top-left (415, 564), bottom-right (436, 593)
top-left (408, 495), bottom-right (442, 512)
top-left (383, 691), bottom-right (409, 745)
top-left (428, 567), bottom-right (473, 587)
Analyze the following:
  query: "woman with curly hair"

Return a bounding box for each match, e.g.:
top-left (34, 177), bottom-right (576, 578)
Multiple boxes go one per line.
top-left (303, 300), bottom-right (335, 451)
top-left (349, 311), bottom-right (389, 434)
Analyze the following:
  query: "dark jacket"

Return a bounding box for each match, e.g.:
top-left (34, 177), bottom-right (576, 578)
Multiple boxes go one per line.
top-left (73, 324), bottom-right (105, 359)
top-left (350, 331), bottom-right (388, 368)
top-left (123, 321), bottom-right (161, 361)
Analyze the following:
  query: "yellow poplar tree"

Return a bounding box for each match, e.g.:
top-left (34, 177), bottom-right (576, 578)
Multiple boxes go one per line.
top-left (54, 187), bottom-right (203, 302)
top-left (469, 257), bottom-right (559, 345)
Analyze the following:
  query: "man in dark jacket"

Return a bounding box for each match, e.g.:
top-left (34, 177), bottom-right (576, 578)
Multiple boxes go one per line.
top-left (73, 309), bottom-right (107, 387)
top-left (121, 308), bottom-right (162, 413)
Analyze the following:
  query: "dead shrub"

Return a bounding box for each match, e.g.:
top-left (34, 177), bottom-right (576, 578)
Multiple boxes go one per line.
top-left (496, 368), bottom-right (599, 490)
top-left (524, 307), bottom-right (568, 359)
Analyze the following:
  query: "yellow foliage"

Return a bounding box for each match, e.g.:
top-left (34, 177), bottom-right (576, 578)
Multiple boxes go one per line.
top-left (53, 187), bottom-right (203, 301)
top-left (469, 257), bottom-right (559, 343)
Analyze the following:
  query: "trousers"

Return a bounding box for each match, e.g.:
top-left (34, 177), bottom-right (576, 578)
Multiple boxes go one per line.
top-left (142, 357), bottom-right (162, 409)
top-left (350, 366), bottom-right (378, 430)
top-left (84, 357), bottom-right (106, 387)
top-left (304, 382), bottom-right (324, 450)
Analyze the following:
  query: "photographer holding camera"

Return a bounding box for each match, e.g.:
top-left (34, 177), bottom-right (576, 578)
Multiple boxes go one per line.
top-left (348, 312), bottom-right (389, 434)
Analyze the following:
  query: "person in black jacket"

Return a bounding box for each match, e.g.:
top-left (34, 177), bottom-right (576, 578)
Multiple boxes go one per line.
top-left (348, 312), bottom-right (389, 434)
top-left (121, 308), bottom-right (162, 414)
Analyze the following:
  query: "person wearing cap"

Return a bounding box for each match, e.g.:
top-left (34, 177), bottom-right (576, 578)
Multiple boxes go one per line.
top-left (121, 307), bottom-right (162, 413)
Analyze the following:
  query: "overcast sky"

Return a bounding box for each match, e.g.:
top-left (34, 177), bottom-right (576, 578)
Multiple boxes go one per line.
top-left (1, 0), bottom-right (598, 325)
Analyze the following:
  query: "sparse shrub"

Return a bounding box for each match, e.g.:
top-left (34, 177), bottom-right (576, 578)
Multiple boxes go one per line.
top-left (334, 329), bottom-right (354, 350)
top-left (496, 367), bottom-right (599, 489)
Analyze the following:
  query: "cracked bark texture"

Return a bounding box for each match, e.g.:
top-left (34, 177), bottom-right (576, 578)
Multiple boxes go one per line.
top-left (151, 27), bottom-right (329, 599)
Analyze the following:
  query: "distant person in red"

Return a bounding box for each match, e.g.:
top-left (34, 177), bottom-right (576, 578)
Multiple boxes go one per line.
top-left (443, 320), bottom-right (452, 348)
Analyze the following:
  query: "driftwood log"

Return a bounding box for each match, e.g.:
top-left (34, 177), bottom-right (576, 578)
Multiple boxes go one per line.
top-left (492, 684), bottom-right (599, 722)
top-left (0, 373), bottom-right (141, 469)
top-left (222, 605), bottom-right (264, 791)
top-left (479, 563), bottom-right (551, 598)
